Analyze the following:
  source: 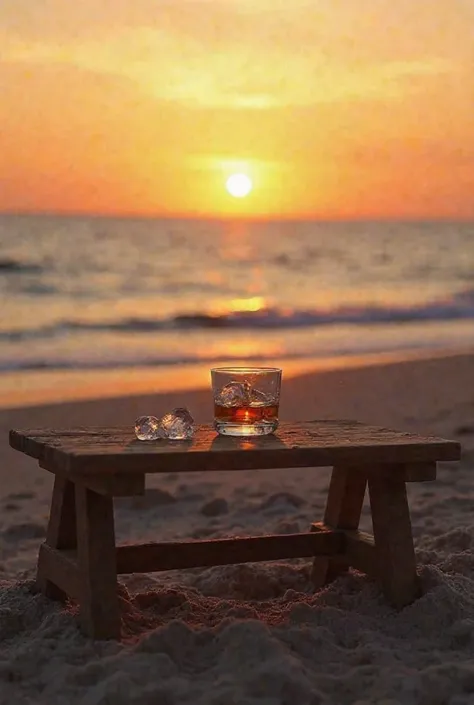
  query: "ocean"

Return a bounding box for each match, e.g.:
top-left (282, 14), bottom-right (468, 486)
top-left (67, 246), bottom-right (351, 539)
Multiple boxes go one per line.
top-left (0, 214), bottom-right (473, 397)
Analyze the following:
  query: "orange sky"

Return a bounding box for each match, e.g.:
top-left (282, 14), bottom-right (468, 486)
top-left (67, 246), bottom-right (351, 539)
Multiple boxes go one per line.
top-left (1, 0), bottom-right (473, 220)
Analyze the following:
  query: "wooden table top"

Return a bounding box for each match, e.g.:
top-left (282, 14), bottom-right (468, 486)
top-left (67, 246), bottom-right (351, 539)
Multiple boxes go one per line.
top-left (9, 421), bottom-right (461, 476)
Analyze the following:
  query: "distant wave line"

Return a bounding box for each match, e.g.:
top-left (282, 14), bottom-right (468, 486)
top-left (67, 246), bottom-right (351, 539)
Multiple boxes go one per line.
top-left (0, 350), bottom-right (308, 373)
top-left (1, 288), bottom-right (474, 342)
top-left (0, 258), bottom-right (43, 274)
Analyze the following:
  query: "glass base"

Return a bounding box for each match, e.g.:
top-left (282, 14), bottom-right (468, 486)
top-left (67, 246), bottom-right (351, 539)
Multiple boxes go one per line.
top-left (214, 420), bottom-right (278, 437)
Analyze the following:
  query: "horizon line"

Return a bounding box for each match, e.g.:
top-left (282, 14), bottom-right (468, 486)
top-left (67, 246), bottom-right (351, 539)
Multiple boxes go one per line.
top-left (1, 209), bottom-right (473, 225)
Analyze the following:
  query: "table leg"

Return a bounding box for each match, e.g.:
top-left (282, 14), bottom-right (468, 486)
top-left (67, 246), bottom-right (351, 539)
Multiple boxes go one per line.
top-left (37, 476), bottom-right (77, 600)
top-left (368, 474), bottom-right (420, 608)
top-left (75, 485), bottom-right (121, 639)
top-left (311, 465), bottom-right (367, 588)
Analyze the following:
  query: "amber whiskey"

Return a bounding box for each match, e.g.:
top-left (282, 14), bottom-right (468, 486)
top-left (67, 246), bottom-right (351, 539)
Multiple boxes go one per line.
top-left (214, 402), bottom-right (279, 426)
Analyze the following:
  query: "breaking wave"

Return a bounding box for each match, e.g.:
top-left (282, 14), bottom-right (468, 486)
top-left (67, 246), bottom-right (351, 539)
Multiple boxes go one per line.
top-left (1, 288), bottom-right (474, 343)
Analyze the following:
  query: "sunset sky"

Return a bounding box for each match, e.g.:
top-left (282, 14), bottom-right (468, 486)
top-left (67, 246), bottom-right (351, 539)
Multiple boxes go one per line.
top-left (1, 0), bottom-right (473, 220)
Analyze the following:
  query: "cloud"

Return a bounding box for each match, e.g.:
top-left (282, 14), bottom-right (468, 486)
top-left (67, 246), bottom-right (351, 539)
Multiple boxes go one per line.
top-left (0, 21), bottom-right (457, 112)
top-left (1, 0), bottom-right (469, 114)
top-left (2, 0), bottom-right (472, 59)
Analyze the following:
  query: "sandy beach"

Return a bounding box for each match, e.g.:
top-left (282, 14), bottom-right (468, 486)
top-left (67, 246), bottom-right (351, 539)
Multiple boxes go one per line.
top-left (1, 351), bottom-right (474, 704)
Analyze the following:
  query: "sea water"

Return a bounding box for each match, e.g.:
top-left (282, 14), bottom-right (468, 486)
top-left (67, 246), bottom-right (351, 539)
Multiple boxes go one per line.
top-left (0, 214), bottom-right (473, 392)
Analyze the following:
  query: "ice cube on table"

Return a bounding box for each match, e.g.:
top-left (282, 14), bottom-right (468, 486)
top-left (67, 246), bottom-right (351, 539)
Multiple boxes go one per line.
top-left (159, 407), bottom-right (195, 440)
top-left (215, 381), bottom-right (251, 407)
top-left (134, 415), bottom-right (164, 441)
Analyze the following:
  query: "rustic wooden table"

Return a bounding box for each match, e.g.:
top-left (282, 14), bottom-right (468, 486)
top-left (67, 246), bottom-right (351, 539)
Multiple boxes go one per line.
top-left (10, 421), bottom-right (460, 640)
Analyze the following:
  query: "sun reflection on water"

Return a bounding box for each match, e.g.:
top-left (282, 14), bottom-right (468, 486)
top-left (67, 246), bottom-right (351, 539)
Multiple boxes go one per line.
top-left (229, 296), bottom-right (266, 312)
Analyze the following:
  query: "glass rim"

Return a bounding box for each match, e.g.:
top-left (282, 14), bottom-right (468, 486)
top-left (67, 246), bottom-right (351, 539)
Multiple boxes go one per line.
top-left (210, 366), bottom-right (282, 374)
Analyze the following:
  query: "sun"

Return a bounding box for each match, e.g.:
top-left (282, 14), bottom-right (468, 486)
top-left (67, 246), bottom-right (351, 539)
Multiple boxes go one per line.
top-left (225, 173), bottom-right (253, 198)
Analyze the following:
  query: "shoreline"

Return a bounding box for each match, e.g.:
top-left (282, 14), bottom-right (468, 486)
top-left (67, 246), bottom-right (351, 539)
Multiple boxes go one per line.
top-left (1, 344), bottom-right (473, 410)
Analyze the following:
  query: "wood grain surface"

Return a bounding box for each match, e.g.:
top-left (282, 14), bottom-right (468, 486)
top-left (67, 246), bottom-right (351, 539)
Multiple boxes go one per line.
top-left (9, 421), bottom-right (460, 475)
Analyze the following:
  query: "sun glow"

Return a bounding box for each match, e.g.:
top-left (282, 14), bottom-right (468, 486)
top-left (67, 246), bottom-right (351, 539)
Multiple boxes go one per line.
top-left (1, 3), bottom-right (473, 219)
top-left (225, 173), bottom-right (253, 198)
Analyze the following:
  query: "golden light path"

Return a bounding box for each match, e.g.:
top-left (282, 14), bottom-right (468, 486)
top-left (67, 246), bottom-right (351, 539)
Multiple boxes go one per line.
top-left (225, 173), bottom-right (253, 198)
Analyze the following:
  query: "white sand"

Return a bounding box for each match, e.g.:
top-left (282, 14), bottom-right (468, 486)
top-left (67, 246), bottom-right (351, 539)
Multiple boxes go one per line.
top-left (1, 352), bottom-right (474, 705)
